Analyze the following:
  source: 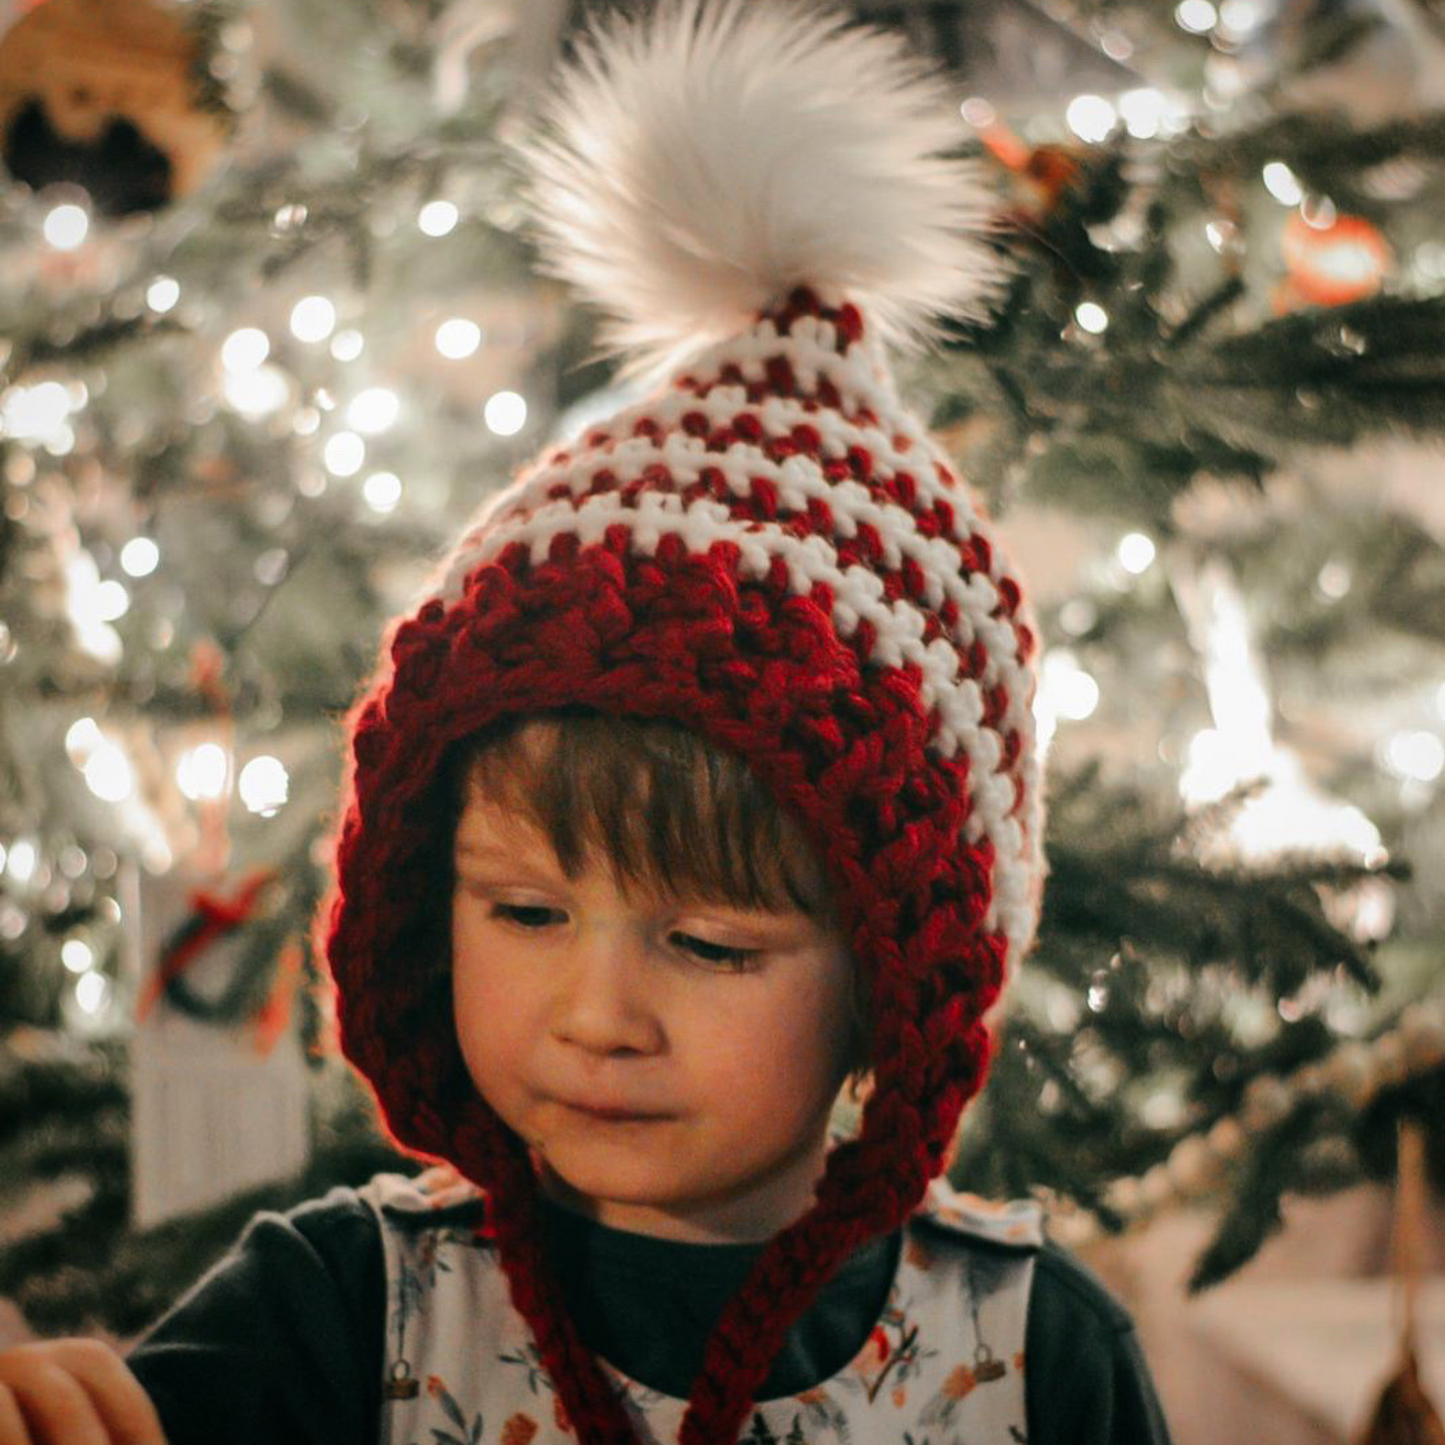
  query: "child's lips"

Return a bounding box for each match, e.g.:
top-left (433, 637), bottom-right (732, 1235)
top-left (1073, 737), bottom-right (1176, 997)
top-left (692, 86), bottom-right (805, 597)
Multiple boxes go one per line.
top-left (552, 1096), bottom-right (670, 1122)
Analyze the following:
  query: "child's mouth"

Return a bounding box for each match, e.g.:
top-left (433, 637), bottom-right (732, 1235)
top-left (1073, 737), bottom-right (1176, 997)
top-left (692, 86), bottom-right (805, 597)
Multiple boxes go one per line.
top-left (556, 1099), bottom-right (669, 1123)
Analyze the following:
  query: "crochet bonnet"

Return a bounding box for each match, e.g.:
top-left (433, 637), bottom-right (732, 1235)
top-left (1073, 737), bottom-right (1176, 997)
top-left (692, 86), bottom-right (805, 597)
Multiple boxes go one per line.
top-left (324, 3), bottom-right (1045, 1442)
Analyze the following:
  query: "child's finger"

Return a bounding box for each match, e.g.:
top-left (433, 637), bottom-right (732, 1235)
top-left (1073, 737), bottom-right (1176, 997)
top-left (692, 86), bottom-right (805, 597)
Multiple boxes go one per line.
top-left (0, 1381), bottom-right (37, 1445)
top-left (0, 1354), bottom-right (110, 1445)
top-left (47, 1341), bottom-right (166, 1445)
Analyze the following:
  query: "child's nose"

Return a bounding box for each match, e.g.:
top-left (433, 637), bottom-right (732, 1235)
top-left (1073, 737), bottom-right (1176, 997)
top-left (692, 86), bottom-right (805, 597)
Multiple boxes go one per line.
top-left (550, 931), bottom-right (663, 1058)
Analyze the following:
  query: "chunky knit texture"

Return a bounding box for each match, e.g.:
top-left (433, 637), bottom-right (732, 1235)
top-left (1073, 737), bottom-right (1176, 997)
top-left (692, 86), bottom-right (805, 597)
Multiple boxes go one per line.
top-left (325, 4), bottom-right (1042, 1441)
top-left (326, 288), bottom-right (1041, 1445)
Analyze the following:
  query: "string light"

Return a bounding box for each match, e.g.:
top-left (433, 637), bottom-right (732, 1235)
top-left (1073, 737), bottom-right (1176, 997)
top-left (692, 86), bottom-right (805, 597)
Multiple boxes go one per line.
top-left (43, 203), bottom-right (89, 250)
top-left (1065, 95), bottom-right (1117, 144)
top-left (121, 537), bottom-right (161, 577)
top-left (239, 756), bottom-right (289, 815)
top-left (418, 200), bottom-right (459, 236)
top-left (61, 938), bottom-right (94, 973)
top-left (1262, 161), bottom-right (1304, 207)
top-left (221, 328), bottom-right (270, 372)
top-left (362, 470), bottom-right (402, 513)
top-left (94, 579), bottom-right (130, 622)
top-left (3, 381), bottom-right (76, 446)
top-left (1034, 649), bottom-right (1101, 751)
top-left (1382, 730), bottom-right (1444, 784)
top-left (1074, 302), bottom-right (1109, 335)
top-left (147, 276), bottom-right (181, 313)
top-left (64, 552), bottom-right (123, 664)
top-left (484, 390), bottom-right (527, 436)
top-left (324, 431), bottom-right (366, 476)
top-left (1174, 0), bottom-right (1217, 32)
top-left (436, 318), bottom-right (482, 359)
top-left (224, 364), bottom-right (290, 419)
top-left (1117, 532), bottom-right (1156, 574)
top-left (66, 717), bottom-right (104, 760)
top-left (5, 839), bottom-right (37, 884)
top-left (290, 295), bottom-right (337, 343)
top-left (331, 329), bottom-right (365, 361)
top-left (176, 742), bottom-right (230, 801)
top-left (1119, 89), bottom-right (1169, 140)
top-left (84, 743), bottom-right (134, 803)
top-left (346, 387), bottom-right (400, 434)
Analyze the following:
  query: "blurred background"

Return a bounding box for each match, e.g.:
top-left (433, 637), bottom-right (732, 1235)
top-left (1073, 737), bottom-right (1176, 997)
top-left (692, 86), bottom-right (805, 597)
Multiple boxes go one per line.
top-left (0, 0), bottom-right (1442, 1439)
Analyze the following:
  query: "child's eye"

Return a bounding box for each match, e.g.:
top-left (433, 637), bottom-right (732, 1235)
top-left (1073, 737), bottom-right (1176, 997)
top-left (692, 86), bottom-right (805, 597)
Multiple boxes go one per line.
top-left (492, 903), bottom-right (564, 929)
top-left (669, 932), bottom-right (760, 971)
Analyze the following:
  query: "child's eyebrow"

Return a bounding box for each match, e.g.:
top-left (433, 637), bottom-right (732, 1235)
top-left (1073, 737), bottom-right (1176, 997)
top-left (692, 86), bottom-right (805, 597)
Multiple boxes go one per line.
top-left (454, 838), bottom-right (551, 870)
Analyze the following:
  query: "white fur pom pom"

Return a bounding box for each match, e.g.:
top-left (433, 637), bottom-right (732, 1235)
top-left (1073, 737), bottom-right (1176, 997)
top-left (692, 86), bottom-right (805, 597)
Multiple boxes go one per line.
top-left (518, 0), bottom-right (1008, 377)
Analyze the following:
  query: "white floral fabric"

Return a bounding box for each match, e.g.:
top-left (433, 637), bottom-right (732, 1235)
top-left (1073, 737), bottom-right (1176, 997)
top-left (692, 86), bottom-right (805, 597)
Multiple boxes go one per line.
top-left (361, 1168), bottom-right (1040, 1445)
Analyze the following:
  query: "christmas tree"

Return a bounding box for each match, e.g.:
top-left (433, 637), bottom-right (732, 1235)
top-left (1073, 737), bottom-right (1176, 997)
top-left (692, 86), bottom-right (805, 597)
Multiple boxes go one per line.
top-left (1, 0), bottom-right (1441, 1340)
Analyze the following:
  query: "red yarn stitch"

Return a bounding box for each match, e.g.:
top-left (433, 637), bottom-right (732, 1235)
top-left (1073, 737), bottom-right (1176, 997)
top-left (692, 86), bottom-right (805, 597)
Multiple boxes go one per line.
top-left (324, 289), bottom-right (1038, 1445)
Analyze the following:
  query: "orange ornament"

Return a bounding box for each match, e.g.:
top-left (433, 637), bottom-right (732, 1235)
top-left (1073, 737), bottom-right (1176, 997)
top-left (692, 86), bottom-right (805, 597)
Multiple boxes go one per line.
top-left (1281, 211), bottom-right (1392, 308)
top-left (0, 0), bottom-right (232, 213)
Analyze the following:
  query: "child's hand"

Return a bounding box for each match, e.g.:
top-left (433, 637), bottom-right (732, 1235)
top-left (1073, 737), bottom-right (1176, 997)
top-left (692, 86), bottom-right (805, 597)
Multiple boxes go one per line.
top-left (0, 1339), bottom-right (167, 1445)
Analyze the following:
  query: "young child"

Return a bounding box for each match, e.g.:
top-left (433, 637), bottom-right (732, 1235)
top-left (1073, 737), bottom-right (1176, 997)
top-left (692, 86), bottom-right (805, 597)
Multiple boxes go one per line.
top-left (0, 3), bottom-right (1173, 1443)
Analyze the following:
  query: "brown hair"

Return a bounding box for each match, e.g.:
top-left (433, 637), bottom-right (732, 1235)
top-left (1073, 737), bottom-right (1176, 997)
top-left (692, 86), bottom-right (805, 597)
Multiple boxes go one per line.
top-left (452, 710), bottom-right (870, 1070)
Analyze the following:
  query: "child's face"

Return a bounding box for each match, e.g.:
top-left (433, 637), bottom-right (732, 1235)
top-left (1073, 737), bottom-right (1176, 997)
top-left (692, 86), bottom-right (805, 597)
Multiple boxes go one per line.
top-left (451, 790), bottom-right (856, 1243)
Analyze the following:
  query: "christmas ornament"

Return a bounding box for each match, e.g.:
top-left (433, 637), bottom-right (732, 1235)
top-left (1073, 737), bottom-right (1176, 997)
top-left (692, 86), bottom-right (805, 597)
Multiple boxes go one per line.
top-left (130, 865), bottom-right (310, 1228)
top-left (0, 0), bottom-right (232, 217)
top-left (1356, 1121), bottom-right (1445, 1445)
top-left (1281, 211), bottom-right (1393, 309)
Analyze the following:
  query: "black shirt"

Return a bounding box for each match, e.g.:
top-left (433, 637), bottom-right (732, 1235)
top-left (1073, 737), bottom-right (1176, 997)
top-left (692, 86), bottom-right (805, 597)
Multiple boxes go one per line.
top-left (127, 1184), bottom-right (1172, 1444)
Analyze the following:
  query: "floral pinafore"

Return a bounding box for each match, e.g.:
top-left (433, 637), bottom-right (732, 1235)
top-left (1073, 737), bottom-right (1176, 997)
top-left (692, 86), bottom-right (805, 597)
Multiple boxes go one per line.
top-left (359, 1168), bottom-right (1041, 1445)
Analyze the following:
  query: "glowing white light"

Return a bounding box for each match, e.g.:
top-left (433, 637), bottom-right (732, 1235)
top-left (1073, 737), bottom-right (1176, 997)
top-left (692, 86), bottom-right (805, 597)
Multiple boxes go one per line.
top-left (1034, 649), bottom-right (1100, 750)
top-left (1175, 0), bottom-right (1217, 32)
top-left (64, 551), bottom-right (122, 664)
top-left (435, 318), bottom-right (482, 359)
top-left (1075, 302), bottom-right (1109, 334)
top-left (223, 363), bottom-right (290, 419)
top-left (1316, 560), bottom-right (1352, 599)
top-left (146, 276), bottom-right (180, 313)
top-left (419, 200), bottom-right (459, 236)
top-left (85, 743), bottom-right (134, 803)
top-left (94, 579), bottom-right (130, 622)
top-left (74, 970), bottom-right (111, 1016)
top-left (66, 717), bottom-right (104, 759)
top-left (1065, 94), bottom-right (1117, 144)
top-left (324, 431), bottom-right (366, 477)
top-left (1231, 765), bottom-right (1383, 864)
top-left (362, 470), bottom-right (402, 513)
top-left (121, 537), bottom-right (160, 577)
top-left (176, 742), bottom-right (230, 801)
top-left (44, 203), bottom-right (89, 251)
top-left (1219, 0), bottom-right (1263, 35)
top-left (62, 938), bottom-right (94, 973)
top-left (290, 295), bottom-right (337, 343)
top-left (1119, 88), bottom-right (1167, 139)
top-left (239, 755), bottom-right (289, 815)
top-left (6, 839), bottom-right (37, 884)
top-left (1118, 532), bottom-right (1157, 574)
top-left (484, 390), bottom-right (528, 436)
top-left (1263, 161), bottom-right (1304, 206)
top-left (1180, 727), bottom-right (1242, 805)
top-left (330, 329), bottom-right (365, 361)
top-left (346, 387), bottom-right (400, 435)
top-left (3, 381), bottom-right (73, 443)
top-left (221, 327), bottom-right (270, 372)
top-left (960, 97), bottom-right (996, 128)
top-left (1383, 730), bottom-right (1444, 783)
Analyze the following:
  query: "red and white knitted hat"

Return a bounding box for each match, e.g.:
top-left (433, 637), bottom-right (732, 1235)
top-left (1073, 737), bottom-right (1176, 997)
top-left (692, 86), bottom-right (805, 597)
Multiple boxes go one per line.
top-left (325, 3), bottom-right (1043, 1442)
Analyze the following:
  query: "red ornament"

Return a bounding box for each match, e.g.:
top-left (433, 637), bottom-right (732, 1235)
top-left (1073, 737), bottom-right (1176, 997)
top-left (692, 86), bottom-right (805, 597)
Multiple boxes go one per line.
top-left (1281, 211), bottom-right (1392, 308)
